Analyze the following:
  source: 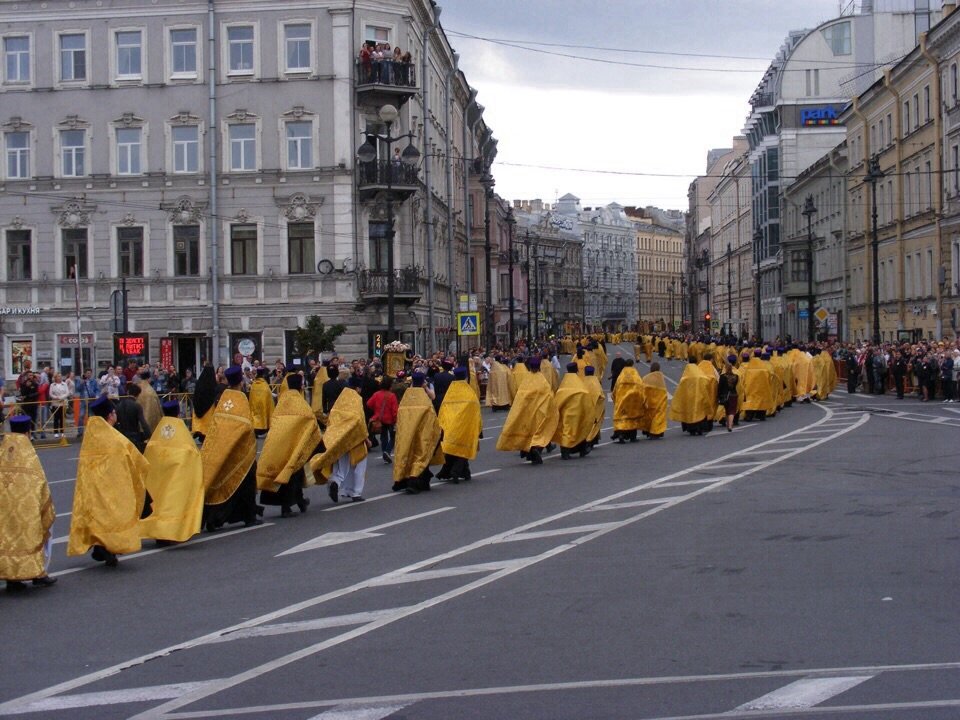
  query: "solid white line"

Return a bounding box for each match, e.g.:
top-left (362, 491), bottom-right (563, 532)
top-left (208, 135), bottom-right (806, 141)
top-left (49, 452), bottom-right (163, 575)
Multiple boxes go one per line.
top-left (48, 477), bottom-right (76, 485)
top-left (2, 682), bottom-right (214, 715)
top-left (154, 661), bottom-right (960, 719)
top-left (49, 524), bottom-right (273, 578)
top-left (657, 478), bottom-right (729, 488)
top-left (497, 522), bottom-right (619, 542)
top-left (366, 506), bottom-right (454, 533)
top-left (306, 704), bottom-right (411, 720)
top-left (211, 608), bottom-right (417, 644)
top-left (5, 406), bottom-right (864, 718)
top-left (703, 461), bottom-right (765, 469)
top-left (734, 675), bottom-right (873, 711)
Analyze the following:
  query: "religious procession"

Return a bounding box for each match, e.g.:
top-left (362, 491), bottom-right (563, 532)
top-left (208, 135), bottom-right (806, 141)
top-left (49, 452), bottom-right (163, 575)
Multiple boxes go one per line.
top-left (0, 333), bottom-right (840, 591)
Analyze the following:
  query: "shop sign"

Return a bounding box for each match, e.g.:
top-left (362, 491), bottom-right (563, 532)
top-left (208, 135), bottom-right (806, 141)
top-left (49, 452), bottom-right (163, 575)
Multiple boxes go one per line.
top-left (57, 333), bottom-right (94, 346)
top-left (114, 333), bottom-right (149, 360)
top-left (160, 338), bottom-right (173, 368)
top-left (0, 306), bottom-right (41, 315)
top-left (800, 106), bottom-right (841, 127)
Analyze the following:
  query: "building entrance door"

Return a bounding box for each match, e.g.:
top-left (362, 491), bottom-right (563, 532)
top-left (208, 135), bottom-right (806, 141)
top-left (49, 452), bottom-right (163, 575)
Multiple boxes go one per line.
top-left (176, 337), bottom-right (199, 377)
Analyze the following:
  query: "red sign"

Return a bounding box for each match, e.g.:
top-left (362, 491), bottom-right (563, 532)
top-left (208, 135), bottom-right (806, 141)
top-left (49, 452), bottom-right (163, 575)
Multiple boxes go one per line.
top-left (57, 333), bottom-right (94, 346)
top-left (160, 338), bottom-right (173, 369)
top-left (114, 333), bottom-right (149, 361)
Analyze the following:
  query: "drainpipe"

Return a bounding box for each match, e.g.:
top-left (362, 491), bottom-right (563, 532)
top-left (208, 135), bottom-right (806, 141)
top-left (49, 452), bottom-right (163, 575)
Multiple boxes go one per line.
top-left (445, 54), bottom-right (459, 339)
top-left (207, 0), bottom-right (221, 363)
top-left (421, 7), bottom-right (441, 354)
top-left (921, 33), bottom-right (945, 337)
top-left (851, 97), bottom-right (871, 341)
top-left (827, 144), bottom-right (848, 341)
top-left (466, 102), bottom-right (485, 294)
top-left (882, 68), bottom-right (904, 335)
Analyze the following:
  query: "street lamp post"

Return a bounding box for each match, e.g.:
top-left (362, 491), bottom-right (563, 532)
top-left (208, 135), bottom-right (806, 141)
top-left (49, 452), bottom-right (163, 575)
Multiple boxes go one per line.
top-left (506, 207), bottom-right (516, 348)
top-left (668, 279), bottom-right (675, 329)
top-left (865, 156), bottom-right (885, 345)
top-left (356, 104), bottom-right (420, 343)
top-left (753, 225), bottom-right (762, 341)
top-left (480, 170), bottom-right (495, 350)
top-left (680, 274), bottom-right (687, 328)
top-left (524, 230), bottom-right (533, 346)
top-left (533, 244), bottom-right (541, 341)
top-left (726, 242), bottom-right (733, 338)
top-left (801, 195), bottom-right (817, 342)
top-left (637, 282), bottom-right (643, 333)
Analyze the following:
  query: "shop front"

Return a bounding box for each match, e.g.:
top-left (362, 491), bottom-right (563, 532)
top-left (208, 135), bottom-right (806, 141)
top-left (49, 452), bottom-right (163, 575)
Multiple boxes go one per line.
top-left (57, 333), bottom-right (95, 376)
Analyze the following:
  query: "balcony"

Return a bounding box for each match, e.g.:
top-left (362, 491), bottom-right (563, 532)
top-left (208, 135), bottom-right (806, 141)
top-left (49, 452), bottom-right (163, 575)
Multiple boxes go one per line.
top-left (356, 59), bottom-right (417, 106)
top-left (357, 160), bottom-right (419, 202)
top-left (357, 267), bottom-right (422, 305)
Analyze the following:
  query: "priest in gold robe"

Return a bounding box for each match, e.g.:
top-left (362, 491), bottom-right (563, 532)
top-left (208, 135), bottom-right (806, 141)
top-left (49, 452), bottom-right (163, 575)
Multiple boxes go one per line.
top-left (392, 372), bottom-right (443, 494)
top-left (496, 357), bottom-right (559, 465)
top-left (669, 360), bottom-right (713, 436)
top-left (139, 400), bottom-right (204, 544)
top-left (642, 363), bottom-right (669, 438)
top-left (68, 396), bottom-right (149, 566)
top-left (190, 364), bottom-right (221, 441)
top-left (309, 376), bottom-right (370, 503)
top-left (612, 361), bottom-right (645, 443)
top-left (136, 369), bottom-right (163, 431)
top-left (200, 366), bottom-right (260, 530)
top-left (553, 362), bottom-right (594, 459)
top-left (249, 366), bottom-right (274, 436)
top-left (437, 366), bottom-right (482, 483)
top-left (0, 415), bottom-right (57, 590)
top-left (257, 373), bottom-right (322, 517)
top-left (485, 356), bottom-right (513, 411)
top-left (582, 366), bottom-right (606, 448)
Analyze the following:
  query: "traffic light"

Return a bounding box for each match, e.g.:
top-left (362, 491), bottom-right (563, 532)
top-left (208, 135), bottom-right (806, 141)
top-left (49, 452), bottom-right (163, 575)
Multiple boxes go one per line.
top-left (704, 311), bottom-right (712, 323)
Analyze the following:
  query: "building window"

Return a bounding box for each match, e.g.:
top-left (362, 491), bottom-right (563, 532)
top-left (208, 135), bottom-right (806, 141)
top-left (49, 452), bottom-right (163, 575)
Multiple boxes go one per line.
top-left (287, 222), bottom-right (314, 274)
top-left (790, 250), bottom-right (807, 283)
top-left (4, 36), bottom-right (29, 83)
top-left (230, 223), bottom-right (257, 275)
top-left (170, 28), bottom-right (197, 76)
top-left (954, 145), bottom-right (959, 194)
top-left (952, 63), bottom-right (958, 105)
top-left (369, 221), bottom-right (390, 271)
top-left (904, 100), bottom-right (911, 132)
top-left (115, 31), bottom-right (142, 79)
top-left (172, 125), bottom-right (199, 173)
top-left (286, 121), bottom-right (312, 169)
top-left (116, 127), bottom-right (142, 175)
top-left (229, 124), bottom-right (255, 171)
top-left (821, 21), bottom-right (851, 56)
top-left (117, 226), bottom-right (144, 277)
top-left (174, 225), bottom-right (200, 276)
top-left (6, 229), bottom-right (31, 280)
top-left (227, 26), bottom-right (254, 74)
top-left (924, 85), bottom-right (930, 122)
top-left (284, 24), bottom-right (311, 72)
top-left (60, 33), bottom-right (86, 81)
top-left (5, 131), bottom-right (29, 179)
top-left (61, 129), bottom-right (85, 177)
top-left (364, 25), bottom-right (391, 44)
top-left (913, 93), bottom-right (920, 129)
top-left (63, 227), bottom-right (88, 279)
top-left (886, 113), bottom-right (892, 145)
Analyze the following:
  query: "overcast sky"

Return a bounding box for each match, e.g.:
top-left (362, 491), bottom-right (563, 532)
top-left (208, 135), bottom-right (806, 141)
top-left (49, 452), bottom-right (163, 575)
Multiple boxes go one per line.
top-left (439, 0), bottom-right (852, 212)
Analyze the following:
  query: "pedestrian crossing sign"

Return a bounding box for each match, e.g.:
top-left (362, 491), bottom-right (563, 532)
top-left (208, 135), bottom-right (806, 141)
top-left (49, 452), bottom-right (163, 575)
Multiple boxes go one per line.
top-left (457, 311), bottom-right (481, 336)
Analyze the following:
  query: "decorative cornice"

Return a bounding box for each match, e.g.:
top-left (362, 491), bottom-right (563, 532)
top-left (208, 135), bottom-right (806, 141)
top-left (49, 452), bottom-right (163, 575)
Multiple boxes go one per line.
top-left (161, 196), bottom-right (207, 225)
top-left (113, 112), bottom-right (145, 128)
top-left (52, 197), bottom-right (96, 228)
top-left (2, 116), bottom-right (32, 132)
top-left (275, 192), bottom-right (320, 221)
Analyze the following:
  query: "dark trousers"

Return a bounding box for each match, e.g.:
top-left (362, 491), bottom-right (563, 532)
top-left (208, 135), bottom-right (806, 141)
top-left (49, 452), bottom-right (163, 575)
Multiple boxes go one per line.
top-left (893, 373), bottom-right (905, 399)
top-left (380, 424), bottom-right (395, 454)
top-left (944, 379), bottom-right (955, 401)
top-left (847, 371), bottom-right (859, 394)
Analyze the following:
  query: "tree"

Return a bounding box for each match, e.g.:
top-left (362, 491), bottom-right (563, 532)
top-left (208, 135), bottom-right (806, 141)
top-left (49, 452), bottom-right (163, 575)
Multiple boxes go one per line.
top-left (293, 316), bottom-right (346, 360)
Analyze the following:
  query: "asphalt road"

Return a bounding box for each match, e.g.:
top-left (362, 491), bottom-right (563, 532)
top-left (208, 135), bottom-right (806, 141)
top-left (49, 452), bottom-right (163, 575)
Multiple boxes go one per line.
top-left (2, 345), bottom-right (959, 720)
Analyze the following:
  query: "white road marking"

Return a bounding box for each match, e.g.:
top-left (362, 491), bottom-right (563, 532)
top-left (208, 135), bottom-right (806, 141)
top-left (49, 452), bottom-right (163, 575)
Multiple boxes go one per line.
top-left (211, 608), bottom-right (417, 643)
top-left (658, 478), bottom-right (730, 488)
top-left (149, 661), bottom-right (960, 719)
top-left (368, 558), bottom-right (534, 587)
top-left (277, 507), bottom-right (454, 557)
top-left (3, 406), bottom-right (868, 719)
top-left (586, 497), bottom-right (688, 511)
top-left (497, 522), bottom-right (619, 542)
top-left (703, 461), bottom-right (764, 469)
top-left (48, 477), bottom-right (76, 485)
top-left (734, 675), bottom-right (873, 711)
top-left (0, 682), bottom-right (214, 715)
top-left (306, 704), bottom-right (411, 720)
top-left (49, 524), bottom-right (273, 578)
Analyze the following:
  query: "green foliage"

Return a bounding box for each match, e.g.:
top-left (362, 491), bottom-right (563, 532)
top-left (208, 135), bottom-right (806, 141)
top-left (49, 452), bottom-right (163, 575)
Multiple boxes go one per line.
top-left (293, 316), bottom-right (346, 358)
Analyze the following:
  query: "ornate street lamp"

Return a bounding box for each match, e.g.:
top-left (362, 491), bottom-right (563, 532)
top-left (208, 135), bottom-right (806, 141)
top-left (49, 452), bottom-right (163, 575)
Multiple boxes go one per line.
top-left (480, 170), bottom-right (495, 350)
top-left (506, 206), bottom-right (516, 347)
top-left (753, 225), bottom-right (763, 341)
top-left (356, 104), bottom-right (420, 342)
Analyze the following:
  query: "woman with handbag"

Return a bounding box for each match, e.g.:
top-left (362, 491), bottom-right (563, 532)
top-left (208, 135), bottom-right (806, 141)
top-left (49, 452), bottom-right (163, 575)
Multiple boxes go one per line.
top-left (717, 360), bottom-right (739, 433)
top-left (367, 377), bottom-right (399, 464)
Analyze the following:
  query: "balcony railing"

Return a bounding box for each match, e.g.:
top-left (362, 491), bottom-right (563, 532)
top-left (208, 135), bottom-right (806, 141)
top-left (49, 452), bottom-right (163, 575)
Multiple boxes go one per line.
top-left (357, 160), bottom-right (419, 202)
top-left (357, 267), bottom-right (422, 303)
top-left (356, 59), bottom-right (417, 94)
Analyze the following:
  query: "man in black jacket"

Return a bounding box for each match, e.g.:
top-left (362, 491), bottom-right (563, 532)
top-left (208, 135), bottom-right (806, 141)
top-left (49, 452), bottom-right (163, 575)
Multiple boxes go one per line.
top-left (891, 348), bottom-right (908, 399)
top-left (430, 359), bottom-right (455, 412)
top-left (321, 363), bottom-right (345, 417)
top-left (115, 383), bottom-right (152, 452)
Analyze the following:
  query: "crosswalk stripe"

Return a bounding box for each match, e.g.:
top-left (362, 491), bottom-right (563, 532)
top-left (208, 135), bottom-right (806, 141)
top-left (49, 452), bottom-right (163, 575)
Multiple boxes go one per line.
top-left (3, 682), bottom-right (214, 715)
top-left (307, 703), bottom-right (411, 720)
top-left (368, 558), bottom-right (532, 587)
top-left (498, 522), bottom-right (619, 542)
top-left (734, 675), bottom-right (873, 711)
top-left (210, 608), bottom-right (416, 643)
top-left (586, 497), bottom-right (688, 511)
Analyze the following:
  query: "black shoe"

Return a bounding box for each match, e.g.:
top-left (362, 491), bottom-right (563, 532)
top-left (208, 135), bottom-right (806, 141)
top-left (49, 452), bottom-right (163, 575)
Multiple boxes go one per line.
top-left (256, 505), bottom-right (265, 517)
top-left (244, 518), bottom-right (264, 527)
top-left (545, 443), bottom-right (556, 454)
top-left (382, 453), bottom-right (392, 465)
top-left (104, 552), bottom-right (119, 567)
top-left (405, 485), bottom-right (421, 495)
top-left (296, 497), bottom-right (310, 513)
top-left (529, 451), bottom-right (543, 465)
top-left (32, 576), bottom-right (57, 587)
top-left (328, 481), bottom-right (339, 503)
top-left (616, 438), bottom-right (626, 444)
top-left (91, 546), bottom-right (106, 562)
top-left (280, 508), bottom-right (294, 518)
top-left (580, 445), bottom-right (591, 457)
top-left (561, 449), bottom-right (571, 460)
top-left (350, 496), bottom-right (365, 502)
top-left (5, 581), bottom-right (27, 592)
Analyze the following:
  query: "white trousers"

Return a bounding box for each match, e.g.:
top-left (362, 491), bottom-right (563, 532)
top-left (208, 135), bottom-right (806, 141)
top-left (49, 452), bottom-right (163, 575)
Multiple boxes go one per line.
top-left (332, 453), bottom-right (367, 499)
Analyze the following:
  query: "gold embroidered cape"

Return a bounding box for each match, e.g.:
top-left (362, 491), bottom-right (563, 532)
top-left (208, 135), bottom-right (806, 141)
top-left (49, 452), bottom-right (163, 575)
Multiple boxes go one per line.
top-left (139, 417), bottom-right (203, 542)
top-left (249, 377), bottom-right (274, 432)
top-left (496, 371), bottom-right (559, 452)
top-left (613, 366), bottom-right (645, 432)
top-left (136, 379), bottom-right (163, 431)
top-left (393, 386), bottom-right (443, 481)
top-left (257, 390), bottom-right (322, 492)
top-left (200, 388), bottom-right (256, 505)
top-left (309, 388), bottom-right (368, 483)
top-left (551, 372), bottom-right (593, 448)
top-left (438, 380), bottom-right (482, 460)
top-left (68, 417), bottom-right (148, 556)
top-left (641, 371), bottom-right (668, 436)
top-left (0, 434), bottom-right (55, 580)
